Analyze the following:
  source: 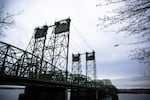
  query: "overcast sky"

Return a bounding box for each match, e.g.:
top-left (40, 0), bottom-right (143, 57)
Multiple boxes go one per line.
top-left (1, 0), bottom-right (150, 89)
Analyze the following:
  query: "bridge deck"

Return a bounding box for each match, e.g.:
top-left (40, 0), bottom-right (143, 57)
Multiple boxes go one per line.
top-left (0, 75), bottom-right (97, 90)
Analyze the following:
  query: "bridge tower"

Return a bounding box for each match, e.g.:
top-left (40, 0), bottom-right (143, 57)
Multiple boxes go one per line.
top-left (45, 18), bottom-right (71, 70)
top-left (71, 53), bottom-right (81, 83)
top-left (26, 18), bottom-right (71, 80)
top-left (45, 18), bottom-right (71, 81)
top-left (25, 25), bottom-right (48, 78)
top-left (27, 25), bottom-right (48, 58)
top-left (86, 51), bottom-right (96, 82)
top-left (18, 18), bottom-right (71, 100)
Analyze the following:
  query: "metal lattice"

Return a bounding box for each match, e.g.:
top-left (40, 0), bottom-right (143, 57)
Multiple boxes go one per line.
top-left (44, 18), bottom-right (71, 81)
top-left (0, 18), bottom-right (71, 82)
top-left (26, 25), bottom-right (48, 77)
top-left (71, 53), bottom-right (82, 83)
top-left (86, 51), bottom-right (96, 81)
top-left (0, 41), bottom-right (66, 82)
top-left (0, 18), bottom-right (99, 88)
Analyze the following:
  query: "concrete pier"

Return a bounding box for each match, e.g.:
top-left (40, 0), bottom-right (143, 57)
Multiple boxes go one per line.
top-left (70, 89), bottom-right (97, 100)
top-left (19, 86), bottom-right (67, 100)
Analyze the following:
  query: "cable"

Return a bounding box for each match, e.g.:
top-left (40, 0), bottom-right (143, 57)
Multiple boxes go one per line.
top-left (69, 46), bottom-right (79, 53)
top-left (71, 22), bottom-right (92, 51)
top-left (71, 38), bottom-right (83, 50)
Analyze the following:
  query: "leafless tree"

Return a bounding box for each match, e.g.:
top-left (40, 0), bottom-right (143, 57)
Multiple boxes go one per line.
top-left (97, 0), bottom-right (150, 65)
top-left (0, 5), bottom-right (15, 37)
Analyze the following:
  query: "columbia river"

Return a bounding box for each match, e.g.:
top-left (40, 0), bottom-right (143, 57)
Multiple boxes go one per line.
top-left (0, 89), bottom-right (150, 100)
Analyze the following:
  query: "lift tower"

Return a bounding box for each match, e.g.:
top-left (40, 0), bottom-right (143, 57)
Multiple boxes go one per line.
top-left (71, 53), bottom-right (81, 83)
top-left (45, 18), bottom-right (71, 81)
top-left (26, 18), bottom-right (71, 80)
top-left (26, 25), bottom-right (48, 78)
top-left (86, 51), bottom-right (96, 82)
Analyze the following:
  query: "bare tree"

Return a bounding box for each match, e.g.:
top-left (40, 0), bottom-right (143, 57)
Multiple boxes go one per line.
top-left (97, 0), bottom-right (150, 65)
top-left (0, 5), bottom-right (15, 37)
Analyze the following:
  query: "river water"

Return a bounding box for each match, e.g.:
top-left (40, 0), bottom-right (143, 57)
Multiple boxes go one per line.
top-left (101, 94), bottom-right (150, 100)
top-left (0, 89), bottom-right (150, 100)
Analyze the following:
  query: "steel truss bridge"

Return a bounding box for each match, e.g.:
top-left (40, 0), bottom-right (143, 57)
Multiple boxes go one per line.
top-left (0, 18), bottom-right (118, 100)
top-left (0, 18), bottom-right (97, 89)
top-left (0, 41), bottom-right (98, 88)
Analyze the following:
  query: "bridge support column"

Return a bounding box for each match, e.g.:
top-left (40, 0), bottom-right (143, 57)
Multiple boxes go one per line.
top-left (70, 89), bottom-right (97, 100)
top-left (19, 86), bottom-right (67, 100)
top-left (97, 87), bottom-right (119, 100)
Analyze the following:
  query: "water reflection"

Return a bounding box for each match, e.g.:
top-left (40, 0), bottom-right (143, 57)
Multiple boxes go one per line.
top-left (100, 95), bottom-right (118, 100)
top-left (0, 88), bottom-right (24, 100)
